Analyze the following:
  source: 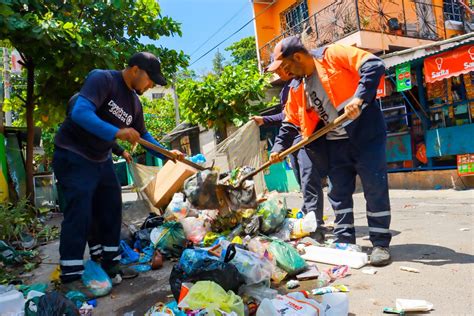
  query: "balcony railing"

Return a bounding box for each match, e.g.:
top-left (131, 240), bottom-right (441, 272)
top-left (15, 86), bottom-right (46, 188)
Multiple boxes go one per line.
top-left (259, 0), bottom-right (447, 68)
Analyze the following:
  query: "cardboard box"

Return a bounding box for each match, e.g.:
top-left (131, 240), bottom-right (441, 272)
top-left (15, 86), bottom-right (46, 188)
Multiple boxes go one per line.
top-left (144, 160), bottom-right (197, 212)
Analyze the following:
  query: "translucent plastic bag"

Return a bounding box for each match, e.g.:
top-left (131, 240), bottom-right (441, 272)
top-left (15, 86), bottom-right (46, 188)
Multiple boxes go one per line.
top-left (268, 239), bottom-right (307, 275)
top-left (178, 281), bottom-right (244, 316)
top-left (257, 197), bottom-right (287, 234)
top-left (238, 284), bottom-right (278, 303)
top-left (179, 217), bottom-right (210, 244)
top-left (164, 193), bottom-right (189, 221)
top-left (219, 241), bottom-right (272, 286)
top-left (81, 260), bottom-right (112, 297)
top-left (153, 222), bottom-right (187, 257)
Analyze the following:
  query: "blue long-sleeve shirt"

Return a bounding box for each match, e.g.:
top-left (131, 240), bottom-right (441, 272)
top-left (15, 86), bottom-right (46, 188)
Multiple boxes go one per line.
top-left (55, 70), bottom-right (167, 161)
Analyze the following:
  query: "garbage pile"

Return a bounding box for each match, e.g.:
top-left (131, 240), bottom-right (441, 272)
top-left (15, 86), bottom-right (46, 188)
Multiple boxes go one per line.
top-left (118, 167), bottom-right (363, 316)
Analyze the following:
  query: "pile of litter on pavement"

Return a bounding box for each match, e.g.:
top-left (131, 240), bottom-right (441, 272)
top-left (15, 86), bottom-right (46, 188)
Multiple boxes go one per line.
top-left (0, 122), bottom-right (434, 315)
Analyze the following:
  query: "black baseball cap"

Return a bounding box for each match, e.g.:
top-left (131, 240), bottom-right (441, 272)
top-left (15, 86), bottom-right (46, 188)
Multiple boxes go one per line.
top-left (128, 52), bottom-right (167, 86)
top-left (266, 35), bottom-right (307, 72)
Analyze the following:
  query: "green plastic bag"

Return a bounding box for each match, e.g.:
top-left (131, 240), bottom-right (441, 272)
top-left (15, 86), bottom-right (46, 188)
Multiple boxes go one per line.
top-left (154, 222), bottom-right (187, 257)
top-left (257, 197), bottom-right (287, 234)
top-left (179, 281), bottom-right (244, 316)
top-left (268, 239), bottom-right (307, 275)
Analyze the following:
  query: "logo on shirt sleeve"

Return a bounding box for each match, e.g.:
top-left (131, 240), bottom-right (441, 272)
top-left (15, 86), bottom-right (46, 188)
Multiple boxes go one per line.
top-left (108, 100), bottom-right (132, 126)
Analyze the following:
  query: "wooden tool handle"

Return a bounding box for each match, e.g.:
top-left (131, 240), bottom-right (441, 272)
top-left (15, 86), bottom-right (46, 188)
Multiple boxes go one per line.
top-left (137, 138), bottom-right (206, 171)
top-left (237, 113), bottom-right (350, 185)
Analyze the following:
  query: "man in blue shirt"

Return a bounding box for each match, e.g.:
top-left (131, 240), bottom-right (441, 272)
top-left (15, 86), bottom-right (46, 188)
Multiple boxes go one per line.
top-left (252, 64), bottom-right (328, 242)
top-left (53, 52), bottom-right (184, 292)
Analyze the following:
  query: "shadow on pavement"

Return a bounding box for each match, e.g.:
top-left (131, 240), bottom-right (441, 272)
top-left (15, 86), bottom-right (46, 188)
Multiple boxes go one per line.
top-left (354, 226), bottom-right (402, 239)
top-left (390, 243), bottom-right (474, 266)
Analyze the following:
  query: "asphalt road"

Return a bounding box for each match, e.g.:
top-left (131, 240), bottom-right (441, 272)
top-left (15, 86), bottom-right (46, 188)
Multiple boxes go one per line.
top-left (31, 189), bottom-right (473, 315)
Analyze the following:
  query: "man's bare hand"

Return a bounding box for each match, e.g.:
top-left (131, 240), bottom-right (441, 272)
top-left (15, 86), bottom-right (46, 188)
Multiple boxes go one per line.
top-left (344, 97), bottom-right (363, 120)
top-left (115, 128), bottom-right (140, 144)
top-left (122, 150), bottom-right (133, 163)
top-left (251, 116), bottom-right (264, 127)
top-left (171, 150), bottom-right (185, 161)
top-left (269, 152), bottom-right (283, 163)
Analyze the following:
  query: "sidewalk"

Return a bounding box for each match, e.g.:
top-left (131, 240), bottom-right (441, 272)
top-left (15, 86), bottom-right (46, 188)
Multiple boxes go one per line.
top-left (30, 189), bottom-right (474, 315)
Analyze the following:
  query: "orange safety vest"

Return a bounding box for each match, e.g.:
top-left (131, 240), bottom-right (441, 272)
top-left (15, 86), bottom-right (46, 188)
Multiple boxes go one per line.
top-left (284, 44), bottom-right (377, 137)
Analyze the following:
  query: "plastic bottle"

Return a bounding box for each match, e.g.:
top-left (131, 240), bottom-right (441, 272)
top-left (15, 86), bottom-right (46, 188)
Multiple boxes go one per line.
top-left (315, 271), bottom-right (331, 288)
top-left (290, 212), bottom-right (317, 238)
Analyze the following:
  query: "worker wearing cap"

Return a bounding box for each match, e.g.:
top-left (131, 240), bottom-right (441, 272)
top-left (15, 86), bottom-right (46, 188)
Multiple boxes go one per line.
top-left (268, 36), bottom-right (391, 266)
top-left (53, 52), bottom-right (185, 292)
top-left (252, 61), bottom-right (328, 243)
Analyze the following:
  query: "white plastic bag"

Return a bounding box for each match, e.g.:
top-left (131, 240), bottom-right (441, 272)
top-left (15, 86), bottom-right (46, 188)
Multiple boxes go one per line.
top-left (164, 192), bottom-right (189, 220)
top-left (257, 292), bottom-right (326, 316)
top-left (179, 217), bottom-right (210, 244)
top-left (289, 211), bottom-right (317, 239)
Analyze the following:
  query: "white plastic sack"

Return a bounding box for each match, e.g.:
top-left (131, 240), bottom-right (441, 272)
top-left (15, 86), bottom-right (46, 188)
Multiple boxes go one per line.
top-left (257, 292), bottom-right (326, 316)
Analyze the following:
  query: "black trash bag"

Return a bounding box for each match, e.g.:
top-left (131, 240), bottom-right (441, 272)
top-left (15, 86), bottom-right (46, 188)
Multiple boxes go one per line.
top-left (26, 291), bottom-right (79, 316)
top-left (169, 248), bottom-right (245, 301)
top-left (140, 213), bottom-right (164, 230)
top-left (183, 170), bottom-right (220, 209)
top-left (133, 228), bottom-right (153, 251)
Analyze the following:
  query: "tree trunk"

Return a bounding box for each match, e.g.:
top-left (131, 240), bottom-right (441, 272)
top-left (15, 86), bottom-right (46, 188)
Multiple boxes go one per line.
top-left (25, 58), bottom-right (35, 203)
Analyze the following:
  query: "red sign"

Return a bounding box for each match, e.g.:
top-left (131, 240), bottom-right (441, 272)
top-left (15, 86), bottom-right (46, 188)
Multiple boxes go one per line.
top-left (376, 75), bottom-right (386, 99)
top-left (424, 44), bottom-right (474, 83)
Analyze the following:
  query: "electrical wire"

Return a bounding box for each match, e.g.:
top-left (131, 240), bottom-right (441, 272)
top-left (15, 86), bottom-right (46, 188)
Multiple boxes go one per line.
top-left (189, 1), bottom-right (249, 57)
top-left (189, 1), bottom-right (276, 66)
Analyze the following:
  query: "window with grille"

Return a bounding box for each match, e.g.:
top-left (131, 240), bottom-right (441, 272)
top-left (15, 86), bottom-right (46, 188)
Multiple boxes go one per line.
top-left (443, 0), bottom-right (462, 22)
top-left (281, 0), bottom-right (309, 32)
top-left (152, 92), bottom-right (165, 100)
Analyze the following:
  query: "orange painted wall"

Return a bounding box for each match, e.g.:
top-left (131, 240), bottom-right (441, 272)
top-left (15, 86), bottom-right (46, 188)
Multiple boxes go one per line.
top-left (254, 0), bottom-right (298, 49)
top-left (253, 0), bottom-right (470, 53)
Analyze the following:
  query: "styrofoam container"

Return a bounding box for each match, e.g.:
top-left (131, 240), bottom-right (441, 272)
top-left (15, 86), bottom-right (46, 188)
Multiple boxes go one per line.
top-left (301, 245), bottom-right (368, 269)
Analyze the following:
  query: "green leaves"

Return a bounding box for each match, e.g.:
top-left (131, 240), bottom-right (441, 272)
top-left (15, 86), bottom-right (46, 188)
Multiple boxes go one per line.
top-left (178, 60), bottom-right (273, 130)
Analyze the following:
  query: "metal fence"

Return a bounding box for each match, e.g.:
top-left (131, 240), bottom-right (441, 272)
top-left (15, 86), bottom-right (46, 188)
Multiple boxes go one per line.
top-left (259, 0), bottom-right (447, 68)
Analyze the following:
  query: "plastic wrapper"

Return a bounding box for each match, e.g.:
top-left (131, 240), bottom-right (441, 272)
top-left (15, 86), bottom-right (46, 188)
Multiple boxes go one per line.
top-left (202, 232), bottom-right (222, 247)
top-left (81, 260), bottom-right (112, 297)
top-left (219, 241), bottom-right (273, 285)
top-left (178, 281), bottom-right (244, 316)
top-left (268, 239), bottom-right (307, 275)
top-left (152, 222), bottom-right (187, 258)
top-left (312, 284), bottom-right (349, 295)
top-left (183, 170), bottom-right (221, 209)
top-left (257, 197), bottom-right (287, 234)
top-left (180, 217), bottom-right (210, 244)
top-left (164, 193), bottom-right (189, 221)
top-left (242, 215), bottom-right (262, 236)
top-left (326, 265), bottom-right (350, 281)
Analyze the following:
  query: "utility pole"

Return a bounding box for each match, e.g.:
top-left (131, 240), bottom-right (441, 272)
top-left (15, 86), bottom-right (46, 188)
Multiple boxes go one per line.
top-left (171, 74), bottom-right (180, 126)
top-left (2, 47), bottom-right (12, 126)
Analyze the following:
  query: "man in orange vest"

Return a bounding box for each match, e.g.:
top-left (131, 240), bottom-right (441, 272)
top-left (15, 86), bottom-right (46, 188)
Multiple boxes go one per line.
top-left (252, 60), bottom-right (328, 243)
top-left (268, 36), bottom-right (391, 266)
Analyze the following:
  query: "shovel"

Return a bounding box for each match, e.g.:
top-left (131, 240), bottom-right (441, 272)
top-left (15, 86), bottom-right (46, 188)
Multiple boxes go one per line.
top-left (137, 138), bottom-right (206, 171)
top-left (235, 112), bottom-right (351, 188)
